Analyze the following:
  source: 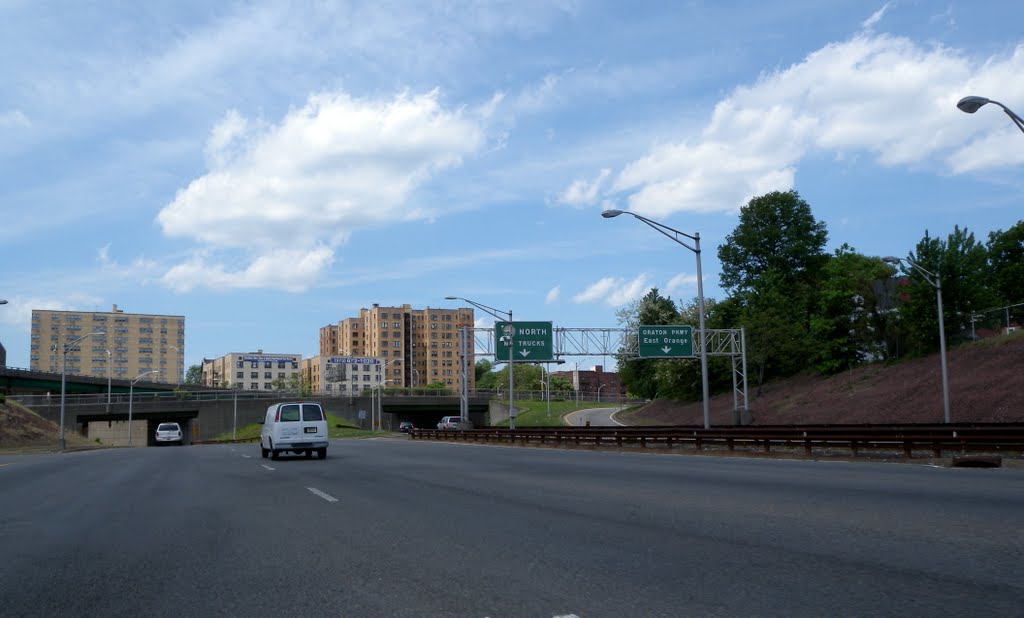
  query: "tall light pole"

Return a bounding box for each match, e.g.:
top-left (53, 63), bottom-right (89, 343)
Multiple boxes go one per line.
top-left (446, 296), bottom-right (515, 429)
top-left (597, 383), bottom-right (606, 403)
top-left (884, 256), bottom-right (951, 423)
top-left (411, 368), bottom-right (419, 388)
top-left (957, 95), bottom-right (1024, 134)
top-left (602, 209), bottom-right (712, 429)
top-left (128, 370), bottom-right (162, 446)
top-left (56, 331), bottom-right (105, 449)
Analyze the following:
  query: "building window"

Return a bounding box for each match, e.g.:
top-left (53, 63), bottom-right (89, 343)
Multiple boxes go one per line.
top-left (236, 371), bottom-right (243, 378)
top-left (236, 361), bottom-right (244, 368)
top-left (264, 372), bottom-right (272, 379)
top-left (251, 372), bottom-right (258, 378)
top-left (250, 383), bottom-right (258, 390)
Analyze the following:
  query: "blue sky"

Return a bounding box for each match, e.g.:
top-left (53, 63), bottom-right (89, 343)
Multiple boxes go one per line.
top-left (2, 1), bottom-right (1023, 373)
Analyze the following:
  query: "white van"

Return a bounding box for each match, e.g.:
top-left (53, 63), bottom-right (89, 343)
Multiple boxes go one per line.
top-left (259, 402), bottom-right (328, 460)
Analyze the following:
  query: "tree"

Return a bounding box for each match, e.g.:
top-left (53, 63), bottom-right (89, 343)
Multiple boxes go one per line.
top-left (185, 364), bottom-right (202, 384)
top-left (717, 190), bottom-right (829, 295)
top-left (810, 245), bottom-right (891, 374)
top-left (475, 359), bottom-right (493, 383)
top-left (898, 226), bottom-right (995, 355)
top-left (615, 288), bottom-right (679, 399)
top-left (987, 220), bottom-right (1024, 306)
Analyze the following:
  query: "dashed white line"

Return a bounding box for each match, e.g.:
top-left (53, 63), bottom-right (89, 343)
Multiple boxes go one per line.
top-left (261, 464), bottom-right (275, 471)
top-left (241, 454), bottom-right (252, 458)
top-left (307, 487), bottom-right (338, 503)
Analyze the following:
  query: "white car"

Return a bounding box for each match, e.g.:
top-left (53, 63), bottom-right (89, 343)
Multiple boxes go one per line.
top-left (154, 422), bottom-right (183, 445)
top-left (259, 402), bottom-right (329, 460)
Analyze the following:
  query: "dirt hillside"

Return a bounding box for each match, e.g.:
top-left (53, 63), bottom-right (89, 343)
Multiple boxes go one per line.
top-left (0, 399), bottom-right (97, 451)
top-left (622, 331), bottom-right (1024, 426)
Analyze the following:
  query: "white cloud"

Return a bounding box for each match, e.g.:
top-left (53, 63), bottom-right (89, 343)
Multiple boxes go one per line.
top-left (0, 109), bottom-right (30, 128)
top-left (572, 274), bottom-right (650, 306)
top-left (545, 286), bottom-right (561, 304)
top-left (610, 33), bottom-right (1024, 218)
top-left (557, 168), bottom-right (610, 207)
top-left (160, 246), bottom-right (335, 293)
top-left (862, 3), bottom-right (891, 30)
top-left (157, 89), bottom-right (487, 291)
top-left (664, 273), bottom-right (699, 297)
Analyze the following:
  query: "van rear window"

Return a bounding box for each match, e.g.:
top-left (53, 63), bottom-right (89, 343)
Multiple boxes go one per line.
top-left (302, 404), bottom-right (324, 421)
top-left (279, 404), bottom-right (300, 422)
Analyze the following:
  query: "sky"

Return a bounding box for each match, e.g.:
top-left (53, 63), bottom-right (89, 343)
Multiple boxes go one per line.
top-left (2, 1), bottom-right (1023, 375)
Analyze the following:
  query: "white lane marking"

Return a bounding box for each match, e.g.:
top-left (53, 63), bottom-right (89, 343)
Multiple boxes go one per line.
top-left (307, 487), bottom-right (338, 503)
top-left (242, 454), bottom-right (252, 458)
top-left (261, 464), bottom-right (275, 471)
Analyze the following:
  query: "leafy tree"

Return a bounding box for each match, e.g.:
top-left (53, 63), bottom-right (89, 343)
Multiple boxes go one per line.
top-left (898, 226), bottom-right (995, 355)
top-left (185, 364), bottom-right (202, 384)
top-left (425, 380), bottom-right (448, 390)
top-left (717, 190), bottom-right (829, 295)
top-left (549, 375), bottom-right (574, 399)
top-left (810, 245), bottom-right (891, 373)
top-left (475, 359), bottom-right (493, 383)
top-left (986, 220), bottom-right (1024, 306)
top-left (615, 288), bottom-right (679, 399)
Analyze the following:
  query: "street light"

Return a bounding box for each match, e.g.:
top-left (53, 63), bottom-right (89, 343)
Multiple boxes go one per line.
top-left (602, 209), bottom-right (712, 429)
top-left (597, 383), bottom-right (606, 403)
top-left (128, 370), bottom-right (162, 446)
top-left (883, 256), bottom-right (951, 424)
top-left (956, 95), bottom-right (1024, 134)
top-left (446, 296), bottom-right (516, 429)
top-left (411, 368), bottom-right (419, 388)
top-left (56, 331), bottom-right (105, 449)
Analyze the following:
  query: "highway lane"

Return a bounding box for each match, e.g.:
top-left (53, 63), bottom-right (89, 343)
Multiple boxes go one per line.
top-left (1, 441), bottom-right (1022, 617)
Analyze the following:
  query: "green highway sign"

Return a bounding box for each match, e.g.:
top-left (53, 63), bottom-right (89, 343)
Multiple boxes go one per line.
top-left (638, 325), bottom-right (694, 358)
top-left (495, 321), bottom-right (554, 363)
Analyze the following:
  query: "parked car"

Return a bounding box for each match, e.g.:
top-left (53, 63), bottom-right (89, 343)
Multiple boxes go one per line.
top-left (154, 422), bottom-right (183, 445)
top-left (259, 401), bottom-right (328, 460)
top-left (437, 416), bottom-right (474, 430)
top-left (399, 421), bottom-right (415, 433)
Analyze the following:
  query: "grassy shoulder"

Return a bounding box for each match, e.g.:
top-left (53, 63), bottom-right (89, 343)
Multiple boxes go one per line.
top-left (216, 413), bottom-right (384, 441)
top-left (495, 399), bottom-right (622, 427)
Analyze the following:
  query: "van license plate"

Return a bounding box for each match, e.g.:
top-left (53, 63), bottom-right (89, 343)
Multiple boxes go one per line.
top-left (304, 427), bottom-right (317, 434)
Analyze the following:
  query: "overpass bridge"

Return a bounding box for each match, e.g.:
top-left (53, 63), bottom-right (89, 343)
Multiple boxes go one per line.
top-left (9, 387), bottom-right (491, 446)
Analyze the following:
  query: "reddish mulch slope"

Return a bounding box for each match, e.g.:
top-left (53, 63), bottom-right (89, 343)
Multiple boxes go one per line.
top-left (627, 332), bottom-right (1024, 426)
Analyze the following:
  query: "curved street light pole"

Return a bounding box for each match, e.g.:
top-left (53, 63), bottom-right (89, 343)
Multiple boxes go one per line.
top-left (128, 370), bottom-right (162, 446)
top-left (884, 257), bottom-right (951, 423)
top-left (957, 96), bottom-right (1024, 134)
top-left (446, 296), bottom-right (515, 429)
top-left (57, 331), bottom-right (105, 449)
top-left (602, 209), bottom-right (712, 429)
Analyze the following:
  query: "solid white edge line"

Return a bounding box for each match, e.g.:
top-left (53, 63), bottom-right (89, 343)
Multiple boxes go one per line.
top-left (261, 464), bottom-right (275, 471)
top-left (307, 487), bottom-right (338, 503)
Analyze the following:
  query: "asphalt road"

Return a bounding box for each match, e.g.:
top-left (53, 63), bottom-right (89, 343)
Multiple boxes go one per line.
top-left (1, 441), bottom-right (1022, 617)
top-left (562, 406), bottom-right (624, 427)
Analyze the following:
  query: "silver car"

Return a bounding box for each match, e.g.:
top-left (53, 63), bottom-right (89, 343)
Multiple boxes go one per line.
top-left (437, 416), bottom-right (474, 430)
top-left (155, 422), bottom-right (183, 445)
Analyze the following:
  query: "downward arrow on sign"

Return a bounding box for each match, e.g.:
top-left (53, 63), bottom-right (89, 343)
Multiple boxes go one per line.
top-left (519, 350), bottom-right (531, 357)
top-left (661, 346), bottom-right (672, 354)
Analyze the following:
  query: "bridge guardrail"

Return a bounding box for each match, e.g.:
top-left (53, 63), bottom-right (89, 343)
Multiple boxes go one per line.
top-left (409, 424), bottom-right (1024, 459)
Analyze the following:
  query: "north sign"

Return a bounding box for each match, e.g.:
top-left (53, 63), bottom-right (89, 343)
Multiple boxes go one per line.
top-left (638, 325), bottom-right (694, 358)
top-left (495, 321), bottom-right (554, 363)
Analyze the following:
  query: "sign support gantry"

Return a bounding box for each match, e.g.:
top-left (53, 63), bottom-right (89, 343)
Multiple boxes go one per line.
top-left (456, 325), bottom-right (748, 421)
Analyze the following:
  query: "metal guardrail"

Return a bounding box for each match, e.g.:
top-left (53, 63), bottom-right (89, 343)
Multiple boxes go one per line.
top-left (409, 424), bottom-right (1024, 459)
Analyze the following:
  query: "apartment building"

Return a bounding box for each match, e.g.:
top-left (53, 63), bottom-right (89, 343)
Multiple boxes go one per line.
top-left (318, 303), bottom-right (475, 391)
top-left (201, 351), bottom-right (302, 391)
top-left (31, 305), bottom-right (184, 383)
top-left (302, 355), bottom-right (384, 396)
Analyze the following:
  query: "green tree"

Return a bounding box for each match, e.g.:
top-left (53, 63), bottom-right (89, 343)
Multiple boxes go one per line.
top-left (810, 245), bottom-right (891, 373)
top-left (475, 360), bottom-right (499, 390)
top-left (897, 226), bottom-right (995, 355)
top-left (475, 359), bottom-right (493, 383)
top-left (185, 364), bottom-right (202, 384)
top-left (615, 288), bottom-right (679, 399)
top-left (986, 220), bottom-right (1024, 305)
top-left (717, 190), bottom-right (829, 385)
top-left (717, 190), bottom-right (829, 295)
